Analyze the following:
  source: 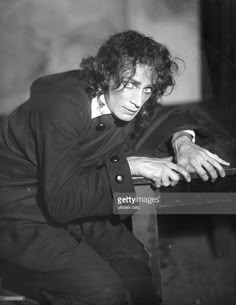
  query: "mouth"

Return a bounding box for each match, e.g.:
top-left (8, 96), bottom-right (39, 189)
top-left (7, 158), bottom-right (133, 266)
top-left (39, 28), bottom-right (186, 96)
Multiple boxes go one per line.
top-left (122, 107), bottom-right (137, 115)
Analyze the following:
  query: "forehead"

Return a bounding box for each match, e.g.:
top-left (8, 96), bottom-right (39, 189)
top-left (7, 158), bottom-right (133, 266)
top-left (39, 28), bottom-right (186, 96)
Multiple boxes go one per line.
top-left (123, 64), bottom-right (153, 86)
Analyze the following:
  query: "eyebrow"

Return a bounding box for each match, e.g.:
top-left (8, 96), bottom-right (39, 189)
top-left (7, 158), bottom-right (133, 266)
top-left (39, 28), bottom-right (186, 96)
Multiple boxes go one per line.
top-left (127, 78), bottom-right (153, 88)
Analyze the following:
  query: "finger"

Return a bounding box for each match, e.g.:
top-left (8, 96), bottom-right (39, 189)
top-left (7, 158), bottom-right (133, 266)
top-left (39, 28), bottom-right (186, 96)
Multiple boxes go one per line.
top-left (184, 164), bottom-right (196, 173)
top-left (166, 162), bottom-right (190, 180)
top-left (205, 151), bottom-right (230, 166)
top-left (191, 159), bottom-right (209, 181)
top-left (202, 160), bottom-right (218, 181)
top-left (170, 179), bottom-right (179, 187)
top-left (161, 175), bottom-right (171, 187)
top-left (167, 170), bottom-right (181, 183)
top-left (177, 160), bottom-right (196, 174)
top-left (206, 157), bottom-right (226, 178)
top-left (167, 168), bottom-right (185, 186)
top-left (172, 164), bottom-right (191, 182)
top-left (153, 177), bottom-right (161, 188)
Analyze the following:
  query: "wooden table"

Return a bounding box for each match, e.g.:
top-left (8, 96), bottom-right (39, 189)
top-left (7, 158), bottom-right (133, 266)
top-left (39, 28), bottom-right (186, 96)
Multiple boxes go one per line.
top-left (131, 137), bottom-right (236, 301)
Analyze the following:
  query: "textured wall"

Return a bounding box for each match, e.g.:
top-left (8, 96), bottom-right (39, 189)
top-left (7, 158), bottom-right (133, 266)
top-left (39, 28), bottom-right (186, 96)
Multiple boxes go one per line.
top-left (128, 0), bottom-right (201, 104)
top-left (0, 0), bottom-right (201, 113)
top-left (0, 0), bottom-right (125, 113)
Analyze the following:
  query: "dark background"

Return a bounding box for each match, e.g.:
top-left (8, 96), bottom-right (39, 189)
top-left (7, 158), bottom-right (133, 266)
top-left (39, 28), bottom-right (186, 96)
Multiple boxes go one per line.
top-left (158, 2), bottom-right (236, 304)
top-left (201, 0), bottom-right (236, 136)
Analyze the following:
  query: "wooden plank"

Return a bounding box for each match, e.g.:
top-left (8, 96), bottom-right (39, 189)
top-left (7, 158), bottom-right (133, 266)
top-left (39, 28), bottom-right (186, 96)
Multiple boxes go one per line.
top-left (132, 167), bottom-right (236, 185)
top-left (132, 184), bottom-right (162, 300)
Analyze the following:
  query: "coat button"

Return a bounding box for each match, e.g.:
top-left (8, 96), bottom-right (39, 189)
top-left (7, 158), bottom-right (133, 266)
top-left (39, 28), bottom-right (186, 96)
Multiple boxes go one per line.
top-left (96, 122), bottom-right (105, 131)
top-left (115, 174), bottom-right (124, 183)
top-left (110, 156), bottom-right (119, 163)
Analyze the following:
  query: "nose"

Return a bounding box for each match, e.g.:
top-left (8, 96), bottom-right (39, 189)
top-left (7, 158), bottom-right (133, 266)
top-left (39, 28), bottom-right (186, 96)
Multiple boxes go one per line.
top-left (130, 90), bottom-right (142, 109)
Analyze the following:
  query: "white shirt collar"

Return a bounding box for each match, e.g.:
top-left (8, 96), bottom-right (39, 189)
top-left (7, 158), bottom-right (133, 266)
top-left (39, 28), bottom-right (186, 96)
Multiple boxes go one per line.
top-left (91, 94), bottom-right (111, 119)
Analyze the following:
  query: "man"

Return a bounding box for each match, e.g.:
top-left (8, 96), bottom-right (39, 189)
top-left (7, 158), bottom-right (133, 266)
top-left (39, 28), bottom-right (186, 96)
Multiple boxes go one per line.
top-left (0, 30), bottom-right (229, 305)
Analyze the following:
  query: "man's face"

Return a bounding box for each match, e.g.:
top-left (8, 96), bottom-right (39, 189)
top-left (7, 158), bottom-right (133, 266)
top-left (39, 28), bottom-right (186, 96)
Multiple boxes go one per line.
top-left (104, 64), bottom-right (154, 121)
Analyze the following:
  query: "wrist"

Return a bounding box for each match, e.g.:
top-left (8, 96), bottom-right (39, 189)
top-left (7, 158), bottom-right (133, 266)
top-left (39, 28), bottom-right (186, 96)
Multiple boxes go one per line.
top-left (127, 156), bottom-right (144, 176)
top-left (172, 132), bottom-right (193, 154)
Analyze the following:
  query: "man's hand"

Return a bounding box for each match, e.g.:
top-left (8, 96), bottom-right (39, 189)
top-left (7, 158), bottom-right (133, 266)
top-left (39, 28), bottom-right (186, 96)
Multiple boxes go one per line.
top-left (172, 132), bottom-right (230, 182)
top-left (127, 156), bottom-right (191, 188)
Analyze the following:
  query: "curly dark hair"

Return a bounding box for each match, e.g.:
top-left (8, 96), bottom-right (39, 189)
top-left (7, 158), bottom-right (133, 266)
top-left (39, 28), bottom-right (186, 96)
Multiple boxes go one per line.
top-left (79, 30), bottom-right (179, 132)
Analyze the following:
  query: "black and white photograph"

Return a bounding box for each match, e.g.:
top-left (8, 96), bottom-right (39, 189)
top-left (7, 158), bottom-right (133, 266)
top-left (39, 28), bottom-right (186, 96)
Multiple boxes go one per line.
top-left (0, 1), bottom-right (236, 304)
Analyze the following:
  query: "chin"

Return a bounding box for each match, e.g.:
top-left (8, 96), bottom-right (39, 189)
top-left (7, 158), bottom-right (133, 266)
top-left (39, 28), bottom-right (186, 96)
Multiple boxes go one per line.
top-left (117, 114), bottom-right (135, 122)
top-left (114, 111), bottom-right (137, 122)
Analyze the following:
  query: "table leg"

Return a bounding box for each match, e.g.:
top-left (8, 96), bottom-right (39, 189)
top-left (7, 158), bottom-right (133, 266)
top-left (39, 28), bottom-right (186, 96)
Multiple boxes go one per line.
top-left (132, 184), bottom-right (162, 300)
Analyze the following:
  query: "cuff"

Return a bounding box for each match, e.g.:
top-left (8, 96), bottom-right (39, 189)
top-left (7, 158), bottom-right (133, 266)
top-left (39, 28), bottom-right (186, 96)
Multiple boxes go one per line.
top-left (182, 130), bottom-right (196, 143)
top-left (172, 130), bottom-right (196, 144)
top-left (106, 155), bottom-right (136, 216)
top-left (106, 155), bottom-right (135, 194)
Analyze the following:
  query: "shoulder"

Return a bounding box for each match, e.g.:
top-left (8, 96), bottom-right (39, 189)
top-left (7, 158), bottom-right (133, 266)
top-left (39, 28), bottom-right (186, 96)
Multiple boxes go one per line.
top-left (31, 70), bottom-right (89, 98)
top-left (29, 70), bottom-right (92, 131)
top-left (30, 70), bottom-right (91, 118)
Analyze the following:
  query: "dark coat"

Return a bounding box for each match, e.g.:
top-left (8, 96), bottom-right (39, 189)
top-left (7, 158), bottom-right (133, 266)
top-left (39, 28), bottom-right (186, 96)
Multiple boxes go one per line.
top-left (0, 70), bottom-right (137, 225)
top-left (0, 70), bottom-right (206, 267)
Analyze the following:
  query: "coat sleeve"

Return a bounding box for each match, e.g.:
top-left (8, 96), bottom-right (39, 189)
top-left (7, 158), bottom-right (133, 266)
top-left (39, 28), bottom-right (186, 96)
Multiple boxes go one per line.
top-left (133, 105), bottom-right (214, 156)
top-left (32, 90), bottom-right (134, 224)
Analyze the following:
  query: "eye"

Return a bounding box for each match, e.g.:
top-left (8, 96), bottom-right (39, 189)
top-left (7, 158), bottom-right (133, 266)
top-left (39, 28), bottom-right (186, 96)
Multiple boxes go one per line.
top-left (143, 87), bottom-right (153, 94)
top-left (124, 81), bottom-right (135, 89)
